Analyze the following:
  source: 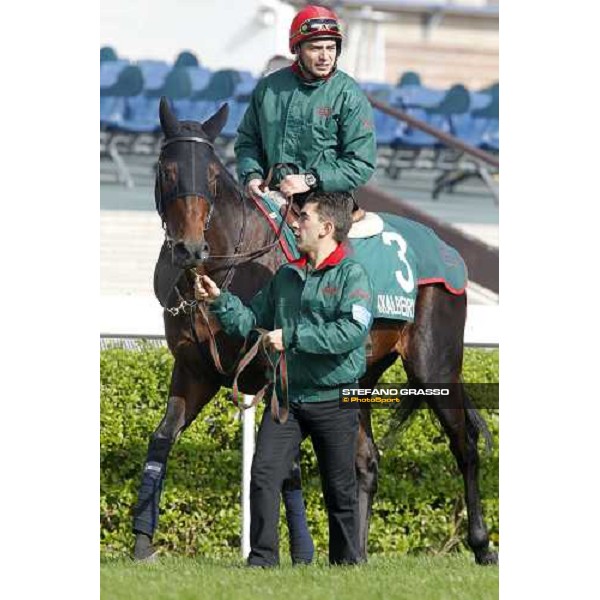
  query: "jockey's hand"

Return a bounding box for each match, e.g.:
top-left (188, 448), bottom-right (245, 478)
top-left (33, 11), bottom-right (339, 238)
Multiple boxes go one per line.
top-left (264, 329), bottom-right (284, 352)
top-left (194, 274), bottom-right (221, 302)
top-left (246, 178), bottom-right (267, 199)
top-left (279, 174), bottom-right (310, 198)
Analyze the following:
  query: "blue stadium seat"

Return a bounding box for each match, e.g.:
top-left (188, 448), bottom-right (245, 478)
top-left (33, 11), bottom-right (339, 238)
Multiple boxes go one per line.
top-left (233, 78), bottom-right (256, 101)
top-left (373, 109), bottom-right (402, 147)
top-left (100, 64), bottom-right (145, 131)
top-left (392, 108), bottom-right (449, 149)
top-left (480, 82), bottom-right (499, 100)
top-left (449, 114), bottom-right (494, 147)
top-left (469, 91), bottom-right (493, 111)
top-left (480, 119), bottom-right (499, 152)
top-left (101, 65), bottom-right (144, 98)
top-left (397, 71), bottom-right (421, 87)
top-left (119, 95), bottom-right (162, 133)
top-left (192, 69), bottom-right (240, 101)
top-left (360, 81), bottom-right (393, 102)
top-left (100, 96), bottom-right (127, 129)
top-left (470, 92), bottom-right (499, 150)
top-left (393, 85), bottom-right (446, 110)
top-left (221, 100), bottom-right (250, 139)
top-left (236, 70), bottom-right (256, 86)
top-left (101, 60), bottom-right (130, 92)
top-left (174, 50), bottom-right (200, 68)
top-left (136, 60), bottom-right (172, 94)
top-left (100, 46), bottom-right (118, 62)
top-left (146, 67), bottom-right (192, 99)
top-left (473, 93), bottom-right (498, 120)
top-left (185, 66), bottom-right (212, 96)
top-left (172, 99), bottom-right (221, 123)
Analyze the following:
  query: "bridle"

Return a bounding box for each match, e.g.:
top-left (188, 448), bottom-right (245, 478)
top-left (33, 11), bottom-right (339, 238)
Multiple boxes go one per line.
top-left (156, 136), bottom-right (216, 234)
top-left (158, 138), bottom-right (296, 270)
top-left (157, 137), bottom-right (296, 385)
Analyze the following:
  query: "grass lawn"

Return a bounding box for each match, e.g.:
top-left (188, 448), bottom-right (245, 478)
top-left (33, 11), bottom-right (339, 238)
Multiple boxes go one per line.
top-left (100, 554), bottom-right (498, 600)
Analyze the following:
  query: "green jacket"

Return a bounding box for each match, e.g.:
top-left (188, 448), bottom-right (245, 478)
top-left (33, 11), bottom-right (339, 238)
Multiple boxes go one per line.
top-left (209, 244), bottom-right (373, 402)
top-left (235, 66), bottom-right (377, 192)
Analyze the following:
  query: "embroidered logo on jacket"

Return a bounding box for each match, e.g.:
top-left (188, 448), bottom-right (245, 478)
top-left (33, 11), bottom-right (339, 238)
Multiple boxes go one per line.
top-left (322, 286), bottom-right (338, 295)
top-left (317, 107), bottom-right (332, 117)
top-left (349, 289), bottom-right (370, 300)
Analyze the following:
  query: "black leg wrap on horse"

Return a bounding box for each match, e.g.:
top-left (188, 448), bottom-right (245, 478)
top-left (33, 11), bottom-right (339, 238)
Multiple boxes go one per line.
top-left (283, 489), bottom-right (314, 564)
top-left (132, 437), bottom-right (171, 537)
top-left (282, 461), bottom-right (314, 564)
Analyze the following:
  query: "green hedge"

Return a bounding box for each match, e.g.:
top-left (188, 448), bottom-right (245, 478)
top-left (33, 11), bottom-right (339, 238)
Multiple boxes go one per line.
top-left (100, 345), bottom-right (498, 558)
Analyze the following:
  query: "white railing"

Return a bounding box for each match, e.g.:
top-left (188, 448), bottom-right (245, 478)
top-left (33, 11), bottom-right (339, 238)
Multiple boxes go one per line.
top-left (99, 295), bottom-right (499, 346)
top-left (100, 294), bottom-right (499, 558)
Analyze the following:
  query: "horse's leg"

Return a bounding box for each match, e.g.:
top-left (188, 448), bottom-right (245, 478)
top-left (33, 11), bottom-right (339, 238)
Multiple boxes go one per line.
top-left (431, 387), bottom-right (497, 565)
top-left (355, 407), bottom-right (379, 562)
top-left (132, 358), bottom-right (219, 560)
top-left (355, 352), bottom-right (398, 562)
top-left (400, 285), bottom-right (497, 565)
top-left (281, 451), bottom-right (314, 564)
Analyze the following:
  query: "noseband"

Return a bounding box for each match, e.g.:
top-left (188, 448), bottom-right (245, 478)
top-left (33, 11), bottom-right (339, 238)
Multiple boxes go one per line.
top-left (156, 136), bottom-right (216, 231)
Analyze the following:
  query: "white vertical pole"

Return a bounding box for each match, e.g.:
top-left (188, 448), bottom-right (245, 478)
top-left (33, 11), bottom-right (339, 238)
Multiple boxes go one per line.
top-left (241, 398), bottom-right (256, 559)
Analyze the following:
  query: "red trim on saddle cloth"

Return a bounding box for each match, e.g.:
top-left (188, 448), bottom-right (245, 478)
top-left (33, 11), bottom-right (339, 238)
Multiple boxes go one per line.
top-left (250, 195), bottom-right (297, 262)
top-left (417, 277), bottom-right (466, 295)
top-left (289, 242), bottom-right (348, 271)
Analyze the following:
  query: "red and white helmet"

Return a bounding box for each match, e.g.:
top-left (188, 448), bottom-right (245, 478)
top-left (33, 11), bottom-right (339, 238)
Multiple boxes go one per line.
top-left (289, 5), bottom-right (342, 54)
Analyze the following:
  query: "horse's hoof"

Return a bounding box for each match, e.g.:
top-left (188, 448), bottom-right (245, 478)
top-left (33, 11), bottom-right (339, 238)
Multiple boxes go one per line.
top-left (475, 550), bottom-right (498, 566)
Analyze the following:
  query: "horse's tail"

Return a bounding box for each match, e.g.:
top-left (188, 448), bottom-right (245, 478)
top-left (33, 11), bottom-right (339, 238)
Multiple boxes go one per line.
top-left (380, 388), bottom-right (494, 454)
top-left (380, 396), bottom-right (423, 449)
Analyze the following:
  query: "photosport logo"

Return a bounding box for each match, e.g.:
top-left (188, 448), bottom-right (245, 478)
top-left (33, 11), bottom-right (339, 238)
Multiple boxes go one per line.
top-left (339, 383), bottom-right (499, 409)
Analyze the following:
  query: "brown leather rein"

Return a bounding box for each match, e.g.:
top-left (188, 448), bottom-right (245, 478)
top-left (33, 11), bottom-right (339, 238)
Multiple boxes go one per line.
top-left (167, 163), bottom-right (297, 423)
top-left (231, 328), bottom-right (289, 424)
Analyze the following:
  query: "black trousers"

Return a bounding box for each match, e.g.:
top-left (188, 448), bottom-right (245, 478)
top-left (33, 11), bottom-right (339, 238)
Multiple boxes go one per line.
top-left (248, 399), bottom-right (360, 566)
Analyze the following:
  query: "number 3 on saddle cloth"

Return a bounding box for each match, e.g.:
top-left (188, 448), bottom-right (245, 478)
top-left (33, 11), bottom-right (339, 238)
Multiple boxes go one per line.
top-left (253, 193), bottom-right (468, 323)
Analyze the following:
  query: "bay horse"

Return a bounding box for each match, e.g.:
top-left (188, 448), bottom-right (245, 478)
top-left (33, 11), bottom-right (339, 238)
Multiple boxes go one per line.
top-left (132, 97), bottom-right (498, 565)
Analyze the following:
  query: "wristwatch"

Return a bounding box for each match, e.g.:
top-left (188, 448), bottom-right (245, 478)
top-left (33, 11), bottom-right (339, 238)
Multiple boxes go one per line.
top-left (304, 171), bottom-right (318, 189)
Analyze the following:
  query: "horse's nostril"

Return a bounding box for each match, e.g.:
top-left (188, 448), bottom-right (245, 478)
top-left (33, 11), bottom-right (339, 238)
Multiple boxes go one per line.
top-left (172, 241), bottom-right (207, 265)
top-left (173, 242), bottom-right (188, 259)
top-left (195, 243), bottom-right (210, 261)
top-left (199, 242), bottom-right (210, 259)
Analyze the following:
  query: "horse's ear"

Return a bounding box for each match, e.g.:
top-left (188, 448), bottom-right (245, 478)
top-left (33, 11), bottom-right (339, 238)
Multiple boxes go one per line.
top-left (202, 103), bottom-right (229, 141)
top-left (159, 96), bottom-right (180, 138)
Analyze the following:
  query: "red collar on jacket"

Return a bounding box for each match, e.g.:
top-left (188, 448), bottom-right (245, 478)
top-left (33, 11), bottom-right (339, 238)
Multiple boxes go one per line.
top-left (291, 61), bottom-right (336, 82)
top-left (289, 242), bottom-right (348, 271)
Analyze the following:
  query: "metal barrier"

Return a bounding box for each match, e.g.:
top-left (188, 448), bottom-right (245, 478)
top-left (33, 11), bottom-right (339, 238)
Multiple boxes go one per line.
top-left (367, 95), bottom-right (499, 202)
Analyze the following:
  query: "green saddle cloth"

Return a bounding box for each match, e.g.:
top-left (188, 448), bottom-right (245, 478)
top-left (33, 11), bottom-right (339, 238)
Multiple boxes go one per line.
top-left (256, 194), bottom-right (467, 323)
top-left (349, 213), bottom-right (467, 322)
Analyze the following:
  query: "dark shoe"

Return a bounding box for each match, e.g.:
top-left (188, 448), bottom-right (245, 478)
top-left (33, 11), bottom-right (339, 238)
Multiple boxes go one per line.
top-left (133, 532), bottom-right (158, 562)
top-left (246, 556), bottom-right (278, 569)
top-left (292, 558), bottom-right (312, 567)
top-left (246, 561), bottom-right (277, 569)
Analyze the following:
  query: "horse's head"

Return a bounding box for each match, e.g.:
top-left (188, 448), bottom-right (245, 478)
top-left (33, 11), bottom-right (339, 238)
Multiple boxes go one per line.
top-left (156, 97), bottom-right (229, 268)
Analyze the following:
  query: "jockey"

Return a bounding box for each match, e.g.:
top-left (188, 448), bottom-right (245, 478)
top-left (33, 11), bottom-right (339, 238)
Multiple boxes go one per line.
top-left (235, 4), bottom-right (377, 206)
